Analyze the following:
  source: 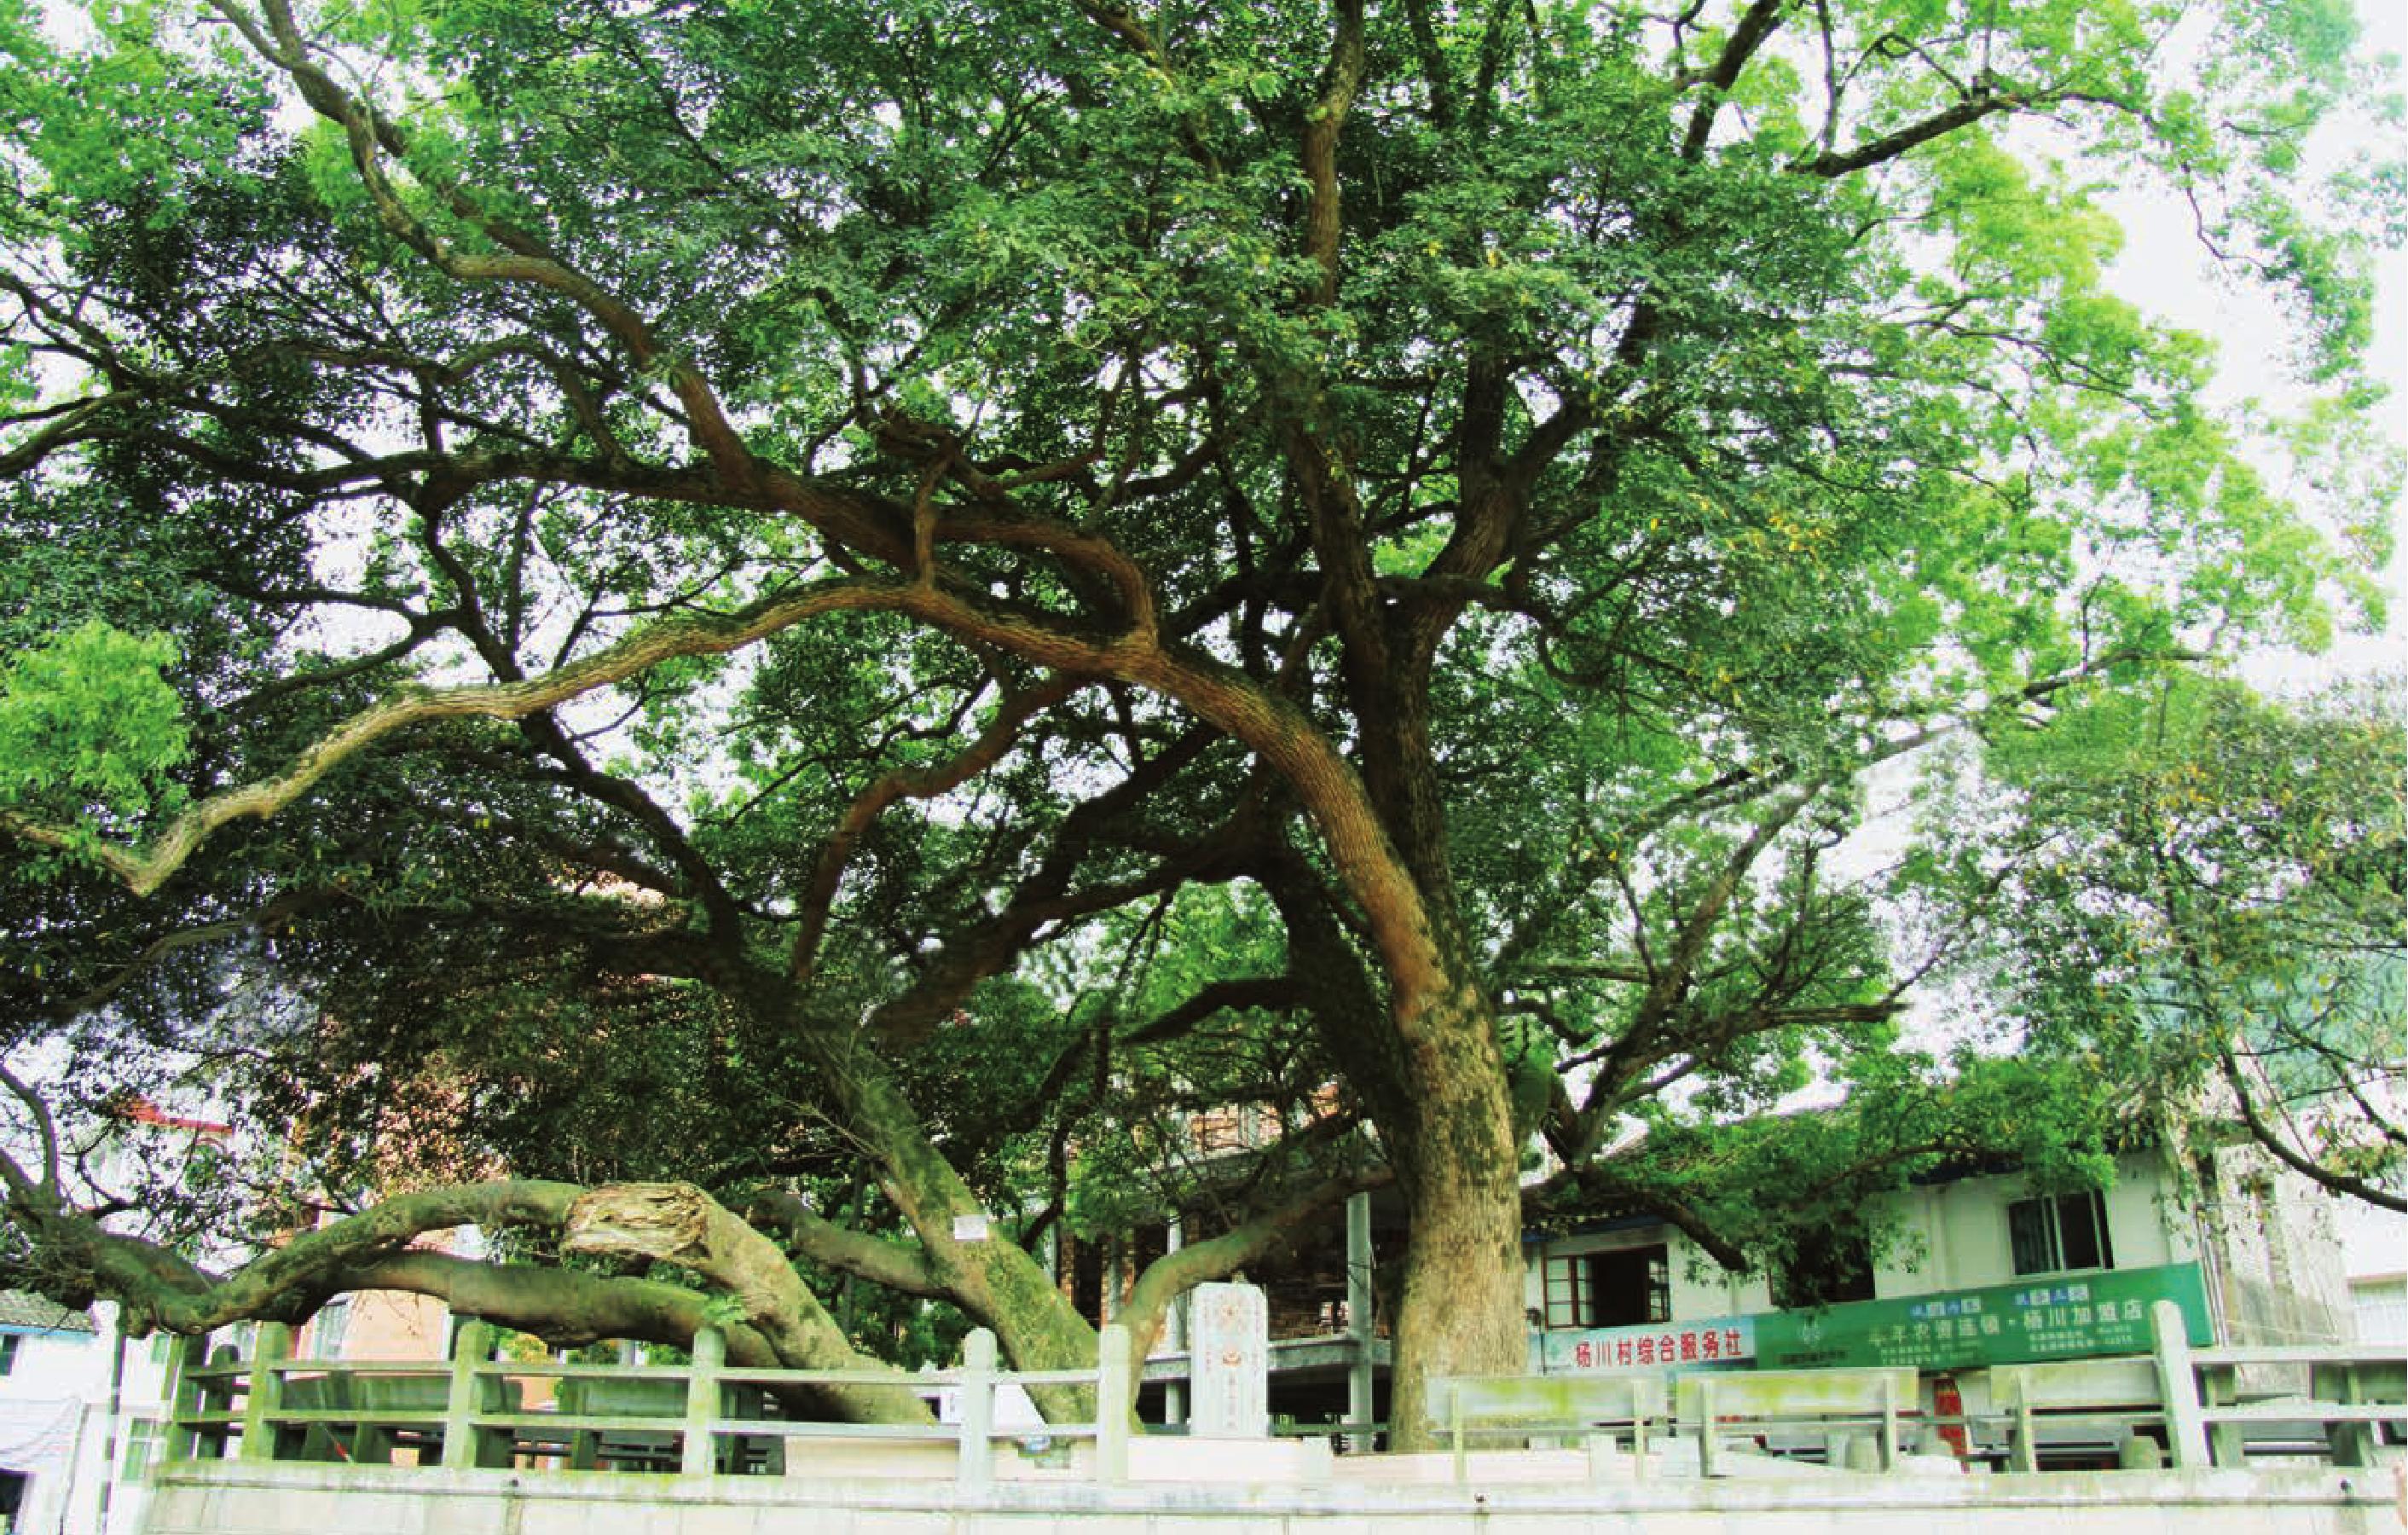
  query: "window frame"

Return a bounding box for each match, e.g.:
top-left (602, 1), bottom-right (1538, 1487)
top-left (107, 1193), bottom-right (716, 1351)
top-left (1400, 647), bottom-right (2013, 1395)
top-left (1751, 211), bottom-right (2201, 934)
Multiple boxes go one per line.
top-left (2007, 1190), bottom-right (2116, 1277)
top-left (310, 1295), bottom-right (353, 1359)
top-left (120, 1415), bottom-right (164, 1484)
top-left (1542, 1252), bottom-right (1592, 1329)
top-left (1541, 1243), bottom-right (1672, 1329)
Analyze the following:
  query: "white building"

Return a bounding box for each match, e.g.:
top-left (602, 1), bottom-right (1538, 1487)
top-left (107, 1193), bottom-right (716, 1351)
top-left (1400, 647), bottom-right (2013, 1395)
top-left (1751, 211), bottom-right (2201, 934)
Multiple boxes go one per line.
top-left (1519, 1143), bottom-right (2363, 1461)
top-left (1529, 1144), bottom-right (2355, 1363)
top-left (2336, 1195), bottom-right (2407, 1347)
top-left (0, 1294), bottom-right (171, 1535)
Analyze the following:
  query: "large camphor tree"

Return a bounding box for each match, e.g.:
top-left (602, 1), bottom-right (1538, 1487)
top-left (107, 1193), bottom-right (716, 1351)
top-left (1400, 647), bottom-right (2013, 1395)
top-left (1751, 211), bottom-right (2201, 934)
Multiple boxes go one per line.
top-left (0, 0), bottom-right (2395, 1443)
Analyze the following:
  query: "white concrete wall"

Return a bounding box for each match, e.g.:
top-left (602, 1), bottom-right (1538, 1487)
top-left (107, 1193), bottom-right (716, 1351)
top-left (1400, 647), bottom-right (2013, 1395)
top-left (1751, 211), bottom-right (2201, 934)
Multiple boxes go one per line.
top-left (1531, 1150), bottom-right (2220, 1331)
top-left (0, 1327), bottom-right (101, 1535)
top-left (1864, 1151), bottom-right (2192, 1298)
top-left (2336, 1187), bottom-right (2407, 1344)
top-left (84, 1312), bottom-right (176, 1535)
top-left (0, 1306), bottom-right (176, 1535)
top-left (136, 1460), bottom-right (2392, 1535)
top-left (2188, 1144), bottom-right (2358, 1344)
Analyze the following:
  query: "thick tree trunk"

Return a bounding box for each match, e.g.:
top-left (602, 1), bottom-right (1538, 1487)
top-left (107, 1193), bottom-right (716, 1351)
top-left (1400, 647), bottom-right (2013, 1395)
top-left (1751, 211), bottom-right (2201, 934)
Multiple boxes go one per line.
top-left (663, 957), bottom-right (1112, 1421)
top-left (1380, 983), bottom-right (1529, 1451)
top-left (346, 1251), bottom-right (932, 1424)
top-left (342, 1252), bottom-right (783, 1364)
top-left (8, 1175), bottom-right (938, 1425)
top-left (787, 1004), bottom-right (1103, 1421)
top-left (1260, 847), bottom-right (1529, 1451)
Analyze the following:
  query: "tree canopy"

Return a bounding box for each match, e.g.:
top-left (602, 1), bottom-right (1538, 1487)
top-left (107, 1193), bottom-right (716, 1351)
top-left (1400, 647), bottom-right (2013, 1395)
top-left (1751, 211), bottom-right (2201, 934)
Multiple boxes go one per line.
top-left (0, 0), bottom-right (2398, 1445)
top-left (1905, 674), bottom-right (2406, 1212)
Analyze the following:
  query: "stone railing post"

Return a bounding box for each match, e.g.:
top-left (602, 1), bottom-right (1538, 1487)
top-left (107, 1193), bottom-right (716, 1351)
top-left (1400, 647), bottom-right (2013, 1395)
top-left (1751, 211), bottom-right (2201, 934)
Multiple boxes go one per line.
top-left (958, 1328), bottom-right (998, 1488)
top-left (441, 1318), bottom-right (495, 1470)
top-left (684, 1326), bottom-right (725, 1477)
top-left (161, 1332), bottom-right (211, 1464)
top-left (236, 1323), bottom-right (291, 1463)
top-left (2150, 1298), bottom-right (2208, 1470)
top-left (1095, 1324), bottom-right (1132, 1484)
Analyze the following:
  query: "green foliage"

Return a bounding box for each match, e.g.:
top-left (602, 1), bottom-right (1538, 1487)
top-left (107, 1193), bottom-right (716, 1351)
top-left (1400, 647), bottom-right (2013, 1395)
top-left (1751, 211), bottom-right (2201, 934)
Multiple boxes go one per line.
top-left (0, 0), bottom-right (2397, 1358)
top-left (0, 620), bottom-right (188, 822)
top-left (1907, 674), bottom-right (2407, 1201)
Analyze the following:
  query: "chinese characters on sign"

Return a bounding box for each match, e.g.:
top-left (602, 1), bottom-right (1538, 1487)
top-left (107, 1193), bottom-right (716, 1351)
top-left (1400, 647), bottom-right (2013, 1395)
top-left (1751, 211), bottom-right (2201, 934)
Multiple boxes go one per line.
top-left (1190, 1281), bottom-right (1269, 1437)
top-left (1999, 1283), bottom-right (2156, 1359)
top-left (1751, 1262), bottom-right (2212, 1372)
top-left (1529, 1263), bottom-right (2210, 1376)
top-left (1534, 1316), bottom-right (1757, 1375)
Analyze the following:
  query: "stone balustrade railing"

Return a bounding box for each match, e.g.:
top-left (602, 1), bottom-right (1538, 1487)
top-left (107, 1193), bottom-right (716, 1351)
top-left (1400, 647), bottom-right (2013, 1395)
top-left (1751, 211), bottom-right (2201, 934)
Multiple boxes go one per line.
top-left (164, 1319), bottom-right (1137, 1486)
top-left (157, 1299), bottom-right (2404, 1489)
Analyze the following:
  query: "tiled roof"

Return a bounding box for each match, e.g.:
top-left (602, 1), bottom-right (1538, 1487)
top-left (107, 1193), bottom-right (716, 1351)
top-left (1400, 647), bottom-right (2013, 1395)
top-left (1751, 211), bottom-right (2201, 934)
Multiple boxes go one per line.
top-left (0, 1290), bottom-right (96, 1334)
top-left (118, 1098), bottom-right (231, 1136)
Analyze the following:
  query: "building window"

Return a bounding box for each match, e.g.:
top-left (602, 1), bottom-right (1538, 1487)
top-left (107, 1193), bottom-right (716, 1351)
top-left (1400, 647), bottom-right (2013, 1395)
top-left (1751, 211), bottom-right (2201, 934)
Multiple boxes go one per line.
top-left (310, 1297), bottom-right (351, 1360)
top-left (1771, 1227), bottom-right (1878, 1309)
top-left (121, 1416), bottom-right (163, 1483)
top-left (2008, 1191), bottom-right (2115, 1276)
top-left (0, 1334), bottom-right (17, 1375)
top-left (1543, 1252), bottom-right (1590, 1327)
top-left (1543, 1245), bottom-right (1670, 1329)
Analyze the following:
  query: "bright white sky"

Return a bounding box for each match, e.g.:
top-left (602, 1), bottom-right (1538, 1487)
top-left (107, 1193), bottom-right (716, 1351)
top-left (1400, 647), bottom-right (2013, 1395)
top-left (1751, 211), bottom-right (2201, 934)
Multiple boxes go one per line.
top-left (2143, 0), bottom-right (2408, 689)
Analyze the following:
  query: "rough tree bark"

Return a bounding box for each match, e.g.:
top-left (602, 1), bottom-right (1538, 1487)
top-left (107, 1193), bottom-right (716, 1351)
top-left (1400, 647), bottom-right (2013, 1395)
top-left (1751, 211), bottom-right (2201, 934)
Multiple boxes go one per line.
top-left (563, 1182), bottom-right (934, 1424)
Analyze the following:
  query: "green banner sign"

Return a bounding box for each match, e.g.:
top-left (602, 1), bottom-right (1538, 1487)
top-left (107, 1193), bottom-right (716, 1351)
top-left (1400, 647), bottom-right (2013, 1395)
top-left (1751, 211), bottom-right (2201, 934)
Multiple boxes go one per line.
top-left (1752, 1261), bottom-right (2214, 1372)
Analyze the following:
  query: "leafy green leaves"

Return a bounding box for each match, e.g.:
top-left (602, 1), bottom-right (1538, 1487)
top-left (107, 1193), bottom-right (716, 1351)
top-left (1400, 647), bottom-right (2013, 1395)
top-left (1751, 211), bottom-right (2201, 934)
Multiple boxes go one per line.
top-left (0, 619), bottom-right (188, 824)
top-left (1905, 674), bottom-right (2406, 1203)
top-left (0, 0), bottom-right (2399, 1362)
